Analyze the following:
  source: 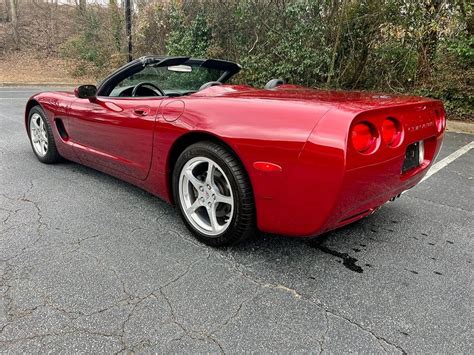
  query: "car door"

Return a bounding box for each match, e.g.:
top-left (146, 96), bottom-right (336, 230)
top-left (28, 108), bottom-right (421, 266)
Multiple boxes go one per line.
top-left (67, 96), bottom-right (163, 180)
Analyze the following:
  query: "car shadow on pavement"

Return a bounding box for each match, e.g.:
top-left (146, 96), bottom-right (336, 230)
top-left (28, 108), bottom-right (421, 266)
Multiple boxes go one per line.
top-left (46, 158), bottom-right (424, 278)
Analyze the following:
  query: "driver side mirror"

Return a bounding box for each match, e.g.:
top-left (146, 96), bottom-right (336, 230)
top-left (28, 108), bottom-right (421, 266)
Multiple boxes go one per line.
top-left (74, 85), bottom-right (97, 99)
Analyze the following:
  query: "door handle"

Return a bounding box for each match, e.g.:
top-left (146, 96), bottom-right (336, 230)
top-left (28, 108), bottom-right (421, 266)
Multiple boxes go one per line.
top-left (133, 107), bottom-right (150, 116)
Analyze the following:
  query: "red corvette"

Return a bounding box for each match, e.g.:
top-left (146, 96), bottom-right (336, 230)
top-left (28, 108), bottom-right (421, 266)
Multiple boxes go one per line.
top-left (25, 56), bottom-right (445, 246)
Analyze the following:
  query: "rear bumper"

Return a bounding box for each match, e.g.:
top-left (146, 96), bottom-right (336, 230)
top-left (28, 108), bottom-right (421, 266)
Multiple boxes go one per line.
top-left (255, 126), bottom-right (444, 238)
top-left (319, 162), bottom-right (424, 234)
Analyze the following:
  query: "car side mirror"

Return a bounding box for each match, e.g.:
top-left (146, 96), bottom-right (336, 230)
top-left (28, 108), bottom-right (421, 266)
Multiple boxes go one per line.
top-left (74, 85), bottom-right (97, 99)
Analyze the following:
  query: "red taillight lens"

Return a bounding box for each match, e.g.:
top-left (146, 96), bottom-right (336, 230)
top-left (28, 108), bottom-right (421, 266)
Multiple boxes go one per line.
top-left (435, 109), bottom-right (445, 132)
top-left (382, 117), bottom-right (401, 146)
top-left (351, 122), bottom-right (376, 153)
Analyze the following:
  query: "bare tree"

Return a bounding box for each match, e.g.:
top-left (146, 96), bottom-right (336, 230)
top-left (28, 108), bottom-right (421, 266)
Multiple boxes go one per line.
top-left (8, 0), bottom-right (19, 48)
top-left (416, 0), bottom-right (443, 83)
top-left (78, 0), bottom-right (85, 14)
top-left (1, 0), bottom-right (11, 22)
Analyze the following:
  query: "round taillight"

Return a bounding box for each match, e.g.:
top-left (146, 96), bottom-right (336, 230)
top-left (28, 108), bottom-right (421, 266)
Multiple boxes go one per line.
top-left (435, 109), bottom-right (445, 132)
top-left (382, 117), bottom-right (402, 147)
top-left (351, 122), bottom-right (376, 153)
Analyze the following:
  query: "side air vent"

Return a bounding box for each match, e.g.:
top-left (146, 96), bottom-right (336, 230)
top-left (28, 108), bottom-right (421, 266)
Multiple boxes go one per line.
top-left (55, 118), bottom-right (69, 141)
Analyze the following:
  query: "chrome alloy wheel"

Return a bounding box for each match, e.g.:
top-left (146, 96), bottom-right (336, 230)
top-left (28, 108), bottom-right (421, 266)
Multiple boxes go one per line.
top-left (30, 113), bottom-right (48, 157)
top-left (179, 157), bottom-right (234, 237)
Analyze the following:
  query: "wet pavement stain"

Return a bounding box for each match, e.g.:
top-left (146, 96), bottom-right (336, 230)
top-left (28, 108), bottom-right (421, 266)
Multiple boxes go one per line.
top-left (310, 244), bottom-right (364, 273)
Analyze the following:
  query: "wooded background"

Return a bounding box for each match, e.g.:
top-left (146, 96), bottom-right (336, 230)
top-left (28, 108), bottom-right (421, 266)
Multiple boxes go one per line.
top-left (0, 0), bottom-right (472, 120)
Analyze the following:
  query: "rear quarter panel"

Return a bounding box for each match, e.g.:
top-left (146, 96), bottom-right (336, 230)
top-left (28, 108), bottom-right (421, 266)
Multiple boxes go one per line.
top-left (153, 96), bottom-right (333, 233)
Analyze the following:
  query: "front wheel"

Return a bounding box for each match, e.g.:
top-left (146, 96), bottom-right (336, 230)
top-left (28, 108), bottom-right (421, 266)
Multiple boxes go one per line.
top-left (173, 141), bottom-right (256, 247)
top-left (28, 106), bottom-right (61, 164)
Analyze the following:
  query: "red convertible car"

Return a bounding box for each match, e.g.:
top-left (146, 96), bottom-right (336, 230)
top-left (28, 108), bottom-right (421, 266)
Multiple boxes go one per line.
top-left (25, 56), bottom-right (445, 246)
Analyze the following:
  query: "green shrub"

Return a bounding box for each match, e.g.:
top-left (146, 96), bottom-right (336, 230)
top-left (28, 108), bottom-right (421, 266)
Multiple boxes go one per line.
top-left (59, 0), bottom-right (472, 121)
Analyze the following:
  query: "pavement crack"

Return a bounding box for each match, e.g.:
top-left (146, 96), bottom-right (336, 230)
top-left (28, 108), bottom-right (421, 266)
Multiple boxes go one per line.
top-left (319, 311), bottom-right (330, 354)
top-left (78, 249), bottom-right (133, 301)
top-left (0, 207), bottom-right (21, 225)
top-left (151, 252), bottom-right (227, 353)
top-left (210, 284), bottom-right (259, 336)
top-left (158, 287), bottom-right (224, 353)
top-left (113, 252), bottom-right (212, 354)
top-left (1, 182), bottom-right (51, 263)
top-left (214, 250), bottom-right (407, 354)
top-left (404, 194), bottom-right (474, 214)
top-left (323, 310), bottom-right (406, 354)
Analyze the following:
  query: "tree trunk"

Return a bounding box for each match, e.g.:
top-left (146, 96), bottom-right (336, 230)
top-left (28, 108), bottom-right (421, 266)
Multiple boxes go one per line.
top-left (327, 0), bottom-right (346, 85)
top-left (78, 0), bottom-right (86, 15)
top-left (458, 0), bottom-right (474, 35)
top-left (416, 0), bottom-right (443, 84)
top-left (8, 0), bottom-right (19, 48)
top-left (110, 0), bottom-right (122, 53)
top-left (3, 0), bottom-right (11, 22)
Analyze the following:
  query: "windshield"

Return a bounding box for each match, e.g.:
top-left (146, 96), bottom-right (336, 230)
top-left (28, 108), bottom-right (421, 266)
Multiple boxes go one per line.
top-left (110, 65), bottom-right (224, 96)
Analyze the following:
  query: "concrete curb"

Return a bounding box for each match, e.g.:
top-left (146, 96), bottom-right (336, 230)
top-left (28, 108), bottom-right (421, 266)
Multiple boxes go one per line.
top-left (447, 120), bottom-right (474, 135)
top-left (0, 82), bottom-right (76, 87)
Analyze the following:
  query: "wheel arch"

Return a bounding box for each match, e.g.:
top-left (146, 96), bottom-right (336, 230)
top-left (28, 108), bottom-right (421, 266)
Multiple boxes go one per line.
top-left (166, 131), bottom-right (253, 205)
top-left (25, 99), bottom-right (41, 131)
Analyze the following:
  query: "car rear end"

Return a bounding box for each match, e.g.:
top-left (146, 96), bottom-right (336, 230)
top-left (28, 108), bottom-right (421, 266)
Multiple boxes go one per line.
top-left (231, 88), bottom-right (446, 237)
top-left (319, 99), bottom-right (446, 233)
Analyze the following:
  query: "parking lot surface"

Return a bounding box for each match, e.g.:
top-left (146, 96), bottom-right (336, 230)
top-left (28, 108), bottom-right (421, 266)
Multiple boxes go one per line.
top-left (0, 87), bottom-right (473, 353)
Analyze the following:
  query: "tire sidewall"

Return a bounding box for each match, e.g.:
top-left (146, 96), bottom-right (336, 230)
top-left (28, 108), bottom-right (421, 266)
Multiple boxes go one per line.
top-left (28, 106), bottom-right (57, 163)
top-left (173, 144), bottom-right (248, 246)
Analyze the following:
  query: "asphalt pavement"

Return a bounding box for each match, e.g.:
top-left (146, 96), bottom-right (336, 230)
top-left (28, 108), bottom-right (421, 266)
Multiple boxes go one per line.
top-left (0, 87), bottom-right (472, 353)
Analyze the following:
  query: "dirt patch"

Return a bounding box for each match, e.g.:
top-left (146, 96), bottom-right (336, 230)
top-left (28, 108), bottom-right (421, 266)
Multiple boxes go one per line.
top-left (0, 52), bottom-right (93, 85)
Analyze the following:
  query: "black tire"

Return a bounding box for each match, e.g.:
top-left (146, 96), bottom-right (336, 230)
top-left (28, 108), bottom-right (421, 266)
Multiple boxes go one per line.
top-left (172, 141), bottom-right (256, 247)
top-left (28, 105), bottom-right (61, 164)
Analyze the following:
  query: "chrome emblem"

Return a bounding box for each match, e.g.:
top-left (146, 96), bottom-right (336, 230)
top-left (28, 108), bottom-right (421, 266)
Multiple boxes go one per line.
top-left (406, 115), bottom-right (435, 133)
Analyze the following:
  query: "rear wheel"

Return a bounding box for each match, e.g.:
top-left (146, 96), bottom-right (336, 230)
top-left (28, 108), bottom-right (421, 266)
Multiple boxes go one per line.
top-left (28, 106), bottom-right (61, 164)
top-left (173, 141), bottom-right (256, 246)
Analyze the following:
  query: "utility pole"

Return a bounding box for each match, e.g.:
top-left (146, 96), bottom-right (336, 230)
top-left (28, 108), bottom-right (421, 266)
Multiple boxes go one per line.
top-left (125, 0), bottom-right (132, 62)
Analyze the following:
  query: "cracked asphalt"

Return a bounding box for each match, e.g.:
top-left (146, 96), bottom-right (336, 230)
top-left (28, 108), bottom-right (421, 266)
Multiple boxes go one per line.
top-left (0, 87), bottom-right (473, 353)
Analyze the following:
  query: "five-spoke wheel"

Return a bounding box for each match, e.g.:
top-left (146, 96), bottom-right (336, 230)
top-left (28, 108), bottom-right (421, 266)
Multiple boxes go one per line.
top-left (179, 157), bottom-right (234, 236)
top-left (173, 141), bottom-right (256, 246)
top-left (30, 112), bottom-right (49, 157)
top-left (28, 106), bottom-right (61, 164)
